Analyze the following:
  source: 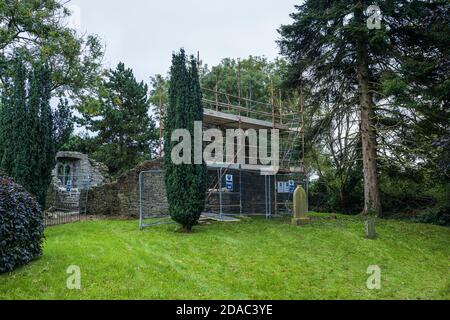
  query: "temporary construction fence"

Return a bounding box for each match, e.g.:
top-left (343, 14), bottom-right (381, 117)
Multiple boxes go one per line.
top-left (205, 165), bottom-right (307, 219)
top-left (139, 167), bottom-right (308, 228)
top-left (138, 170), bottom-right (172, 229)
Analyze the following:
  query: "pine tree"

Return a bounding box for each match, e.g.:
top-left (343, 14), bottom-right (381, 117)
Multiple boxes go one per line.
top-left (278, 0), bottom-right (449, 217)
top-left (87, 62), bottom-right (158, 176)
top-left (164, 50), bottom-right (207, 232)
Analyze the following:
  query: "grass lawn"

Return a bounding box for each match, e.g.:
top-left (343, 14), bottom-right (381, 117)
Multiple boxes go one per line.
top-left (1, 214), bottom-right (449, 300)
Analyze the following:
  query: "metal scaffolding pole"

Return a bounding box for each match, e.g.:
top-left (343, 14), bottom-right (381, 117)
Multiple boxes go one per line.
top-left (219, 167), bottom-right (223, 220)
top-left (239, 165), bottom-right (243, 216)
top-left (306, 175), bottom-right (309, 213)
top-left (139, 171), bottom-right (144, 229)
top-left (268, 176), bottom-right (272, 219)
top-left (264, 175), bottom-right (267, 218)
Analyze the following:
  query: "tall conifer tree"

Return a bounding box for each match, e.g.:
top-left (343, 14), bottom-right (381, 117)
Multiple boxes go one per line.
top-left (278, 0), bottom-right (449, 216)
top-left (164, 49), bottom-right (207, 232)
top-left (0, 56), bottom-right (55, 207)
top-left (86, 62), bottom-right (157, 176)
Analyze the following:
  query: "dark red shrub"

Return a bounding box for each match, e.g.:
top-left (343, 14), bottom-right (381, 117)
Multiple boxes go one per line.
top-left (0, 172), bottom-right (44, 273)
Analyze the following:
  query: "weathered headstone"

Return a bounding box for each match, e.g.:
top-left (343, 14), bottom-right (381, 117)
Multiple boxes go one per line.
top-left (292, 186), bottom-right (310, 226)
top-left (365, 217), bottom-right (377, 239)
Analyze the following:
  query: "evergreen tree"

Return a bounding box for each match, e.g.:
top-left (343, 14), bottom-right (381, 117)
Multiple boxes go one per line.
top-left (32, 62), bottom-right (55, 206)
top-left (87, 62), bottom-right (157, 176)
top-left (53, 98), bottom-right (74, 151)
top-left (0, 56), bottom-right (55, 207)
top-left (164, 50), bottom-right (207, 232)
top-left (278, 0), bottom-right (449, 217)
top-left (0, 57), bottom-right (27, 179)
top-left (149, 74), bottom-right (169, 156)
top-left (200, 56), bottom-right (289, 109)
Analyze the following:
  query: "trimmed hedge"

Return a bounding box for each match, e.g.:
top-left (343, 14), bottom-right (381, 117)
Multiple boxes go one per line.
top-left (0, 172), bottom-right (44, 273)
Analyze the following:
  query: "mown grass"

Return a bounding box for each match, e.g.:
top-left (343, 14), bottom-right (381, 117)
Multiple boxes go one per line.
top-left (1, 214), bottom-right (449, 300)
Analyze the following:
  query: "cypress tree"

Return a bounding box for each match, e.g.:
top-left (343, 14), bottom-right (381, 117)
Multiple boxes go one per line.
top-left (164, 50), bottom-right (207, 232)
top-left (33, 63), bottom-right (55, 205)
top-left (26, 61), bottom-right (42, 202)
top-left (0, 57), bottom-right (28, 181)
top-left (0, 57), bottom-right (56, 207)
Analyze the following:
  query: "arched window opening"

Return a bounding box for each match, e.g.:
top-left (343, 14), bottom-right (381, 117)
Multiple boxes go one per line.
top-left (64, 165), bottom-right (72, 186)
top-left (57, 164), bottom-right (64, 184)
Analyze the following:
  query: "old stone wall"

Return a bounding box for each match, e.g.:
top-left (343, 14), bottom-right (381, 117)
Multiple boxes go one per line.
top-left (80, 159), bottom-right (167, 217)
top-left (47, 152), bottom-right (111, 211)
top-left (52, 151), bottom-right (110, 189)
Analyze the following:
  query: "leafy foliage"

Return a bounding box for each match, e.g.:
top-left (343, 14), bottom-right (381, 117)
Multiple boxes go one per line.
top-left (80, 62), bottom-right (158, 176)
top-left (53, 98), bottom-right (74, 151)
top-left (164, 50), bottom-right (207, 231)
top-left (279, 0), bottom-right (449, 218)
top-left (149, 74), bottom-right (169, 125)
top-left (0, 0), bottom-right (104, 98)
top-left (200, 56), bottom-right (297, 113)
top-left (414, 206), bottom-right (450, 227)
top-left (149, 74), bottom-right (169, 156)
top-left (0, 172), bottom-right (44, 273)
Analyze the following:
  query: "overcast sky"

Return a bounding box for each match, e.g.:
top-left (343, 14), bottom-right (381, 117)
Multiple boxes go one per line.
top-left (69, 0), bottom-right (299, 83)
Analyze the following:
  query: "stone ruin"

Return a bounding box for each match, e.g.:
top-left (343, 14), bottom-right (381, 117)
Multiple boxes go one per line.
top-left (46, 151), bottom-right (110, 212)
top-left (79, 159), bottom-right (166, 217)
top-left (46, 152), bottom-right (166, 218)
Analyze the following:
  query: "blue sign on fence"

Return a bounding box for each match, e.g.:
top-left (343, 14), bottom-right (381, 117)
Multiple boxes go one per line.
top-left (288, 180), bottom-right (295, 193)
top-left (225, 174), bottom-right (233, 191)
top-left (277, 181), bottom-right (284, 193)
top-left (277, 180), bottom-right (296, 193)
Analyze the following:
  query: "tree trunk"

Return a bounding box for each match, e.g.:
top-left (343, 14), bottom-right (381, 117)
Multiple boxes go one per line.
top-left (356, 40), bottom-right (382, 217)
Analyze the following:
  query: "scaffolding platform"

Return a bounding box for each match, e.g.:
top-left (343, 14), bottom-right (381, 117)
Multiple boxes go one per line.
top-left (203, 108), bottom-right (293, 132)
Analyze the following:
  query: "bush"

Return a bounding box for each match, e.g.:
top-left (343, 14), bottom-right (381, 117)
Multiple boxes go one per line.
top-left (0, 172), bottom-right (44, 273)
top-left (414, 206), bottom-right (450, 226)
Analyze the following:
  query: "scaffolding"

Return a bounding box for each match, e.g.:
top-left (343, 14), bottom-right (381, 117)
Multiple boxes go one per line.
top-left (201, 80), bottom-right (307, 219)
top-left (145, 58), bottom-right (307, 225)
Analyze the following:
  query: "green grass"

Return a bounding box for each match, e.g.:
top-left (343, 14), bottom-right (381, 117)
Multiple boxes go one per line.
top-left (1, 214), bottom-right (449, 300)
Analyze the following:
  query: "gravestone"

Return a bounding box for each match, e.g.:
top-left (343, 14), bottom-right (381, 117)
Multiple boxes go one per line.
top-left (292, 186), bottom-right (310, 226)
top-left (365, 217), bottom-right (377, 239)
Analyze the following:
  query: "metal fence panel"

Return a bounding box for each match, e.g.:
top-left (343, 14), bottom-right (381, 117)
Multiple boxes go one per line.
top-left (139, 167), bottom-right (308, 228)
top-left (139, 170), bottom-right (172, 229)
top-left (205, 166), bottom-right (306, 219)
top-left (44, 174), bottom-right (91, 227)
